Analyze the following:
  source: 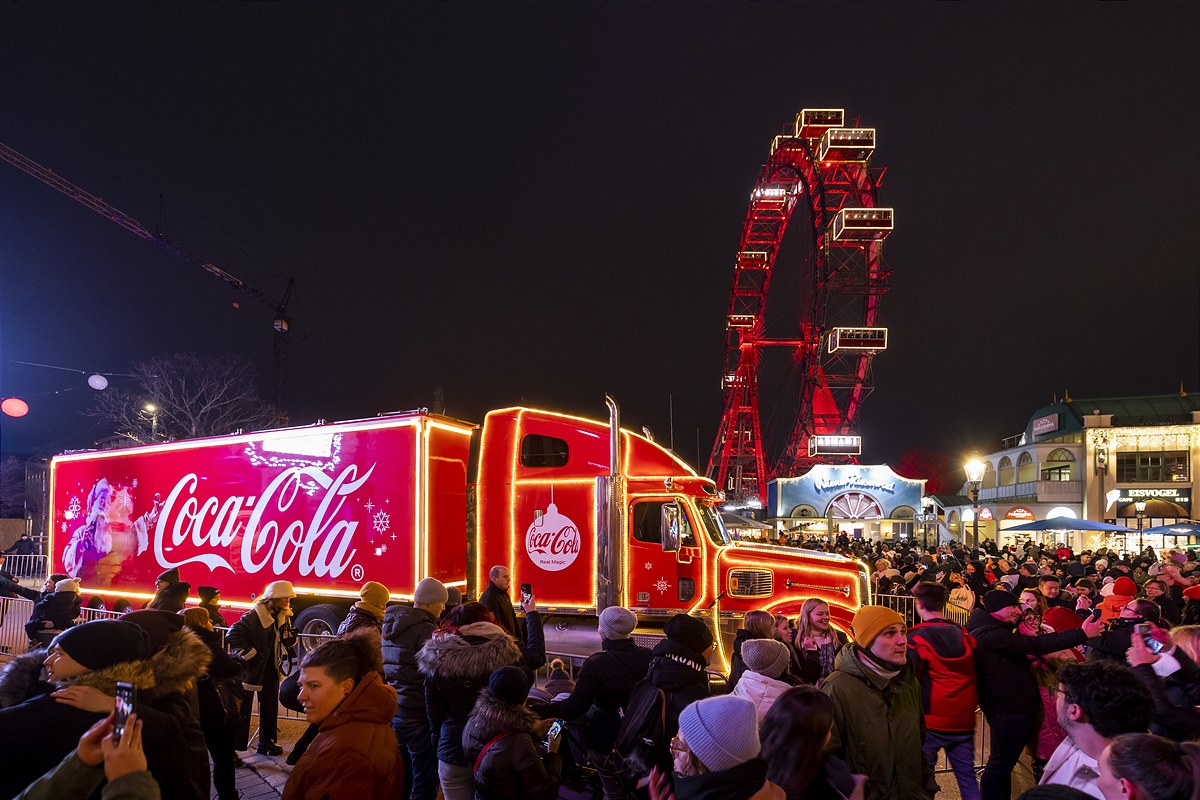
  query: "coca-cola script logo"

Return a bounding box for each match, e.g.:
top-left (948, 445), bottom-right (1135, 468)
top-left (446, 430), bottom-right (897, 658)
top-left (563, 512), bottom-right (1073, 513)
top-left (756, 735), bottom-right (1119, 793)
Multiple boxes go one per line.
top-left (152, 464), bottom-right (374, 578)
top-left (524, 502), bottom-right (581, 572)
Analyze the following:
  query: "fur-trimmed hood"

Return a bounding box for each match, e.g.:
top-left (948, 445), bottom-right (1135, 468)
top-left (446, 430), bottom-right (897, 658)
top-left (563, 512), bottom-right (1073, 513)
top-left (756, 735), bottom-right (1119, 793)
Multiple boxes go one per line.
top-left (465, 688), bottom-right (538, 741)
top-left (417, 624), bottom-right (521, 681)
top-left (0, 626), bottom-right (211, 709)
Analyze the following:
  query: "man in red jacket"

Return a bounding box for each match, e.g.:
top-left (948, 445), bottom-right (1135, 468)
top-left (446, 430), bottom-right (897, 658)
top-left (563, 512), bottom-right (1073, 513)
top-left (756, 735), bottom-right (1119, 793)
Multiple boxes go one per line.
top-left (907, 581), bottom-right (981, 800)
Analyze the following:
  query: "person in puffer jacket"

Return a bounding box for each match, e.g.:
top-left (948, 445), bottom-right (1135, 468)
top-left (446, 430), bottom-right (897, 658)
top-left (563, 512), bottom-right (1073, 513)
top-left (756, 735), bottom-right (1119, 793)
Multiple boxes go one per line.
top-left (462, 666), bottom-right (561, 800)
top-left (418, 599), bottom-right (545, 800)
top-left (731, 639), bottom-right (791, 725)
top-left (382, 577), bottom-right (448, 800)
top-left (906, 581), bottom-right (980, 800)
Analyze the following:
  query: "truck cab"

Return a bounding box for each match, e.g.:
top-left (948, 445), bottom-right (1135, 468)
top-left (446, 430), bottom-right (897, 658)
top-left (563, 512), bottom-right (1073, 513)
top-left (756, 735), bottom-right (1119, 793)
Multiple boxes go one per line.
top-left (472, 405), bottom-right (871, 673)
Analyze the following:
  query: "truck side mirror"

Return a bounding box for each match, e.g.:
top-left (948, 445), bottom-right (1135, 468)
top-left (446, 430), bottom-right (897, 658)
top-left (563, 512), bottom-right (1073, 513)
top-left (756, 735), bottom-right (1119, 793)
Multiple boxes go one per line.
top-left (661, 503), bottom-right (681, 553)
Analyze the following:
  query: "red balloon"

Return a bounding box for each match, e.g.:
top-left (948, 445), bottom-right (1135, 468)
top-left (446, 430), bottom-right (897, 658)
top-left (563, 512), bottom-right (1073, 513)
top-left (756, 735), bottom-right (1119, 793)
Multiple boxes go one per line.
top-left (1, 397), bottom-right (29, 418)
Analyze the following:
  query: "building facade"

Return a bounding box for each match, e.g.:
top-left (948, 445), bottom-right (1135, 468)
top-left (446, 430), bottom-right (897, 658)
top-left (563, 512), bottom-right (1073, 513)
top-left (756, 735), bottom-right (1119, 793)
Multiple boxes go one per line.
top-left (768, 464), bottom-right (925, 542)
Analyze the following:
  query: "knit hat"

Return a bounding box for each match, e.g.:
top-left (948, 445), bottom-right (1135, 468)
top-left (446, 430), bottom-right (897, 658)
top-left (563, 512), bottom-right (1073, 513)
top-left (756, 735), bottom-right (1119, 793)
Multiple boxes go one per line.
top-left (677, 695), bottom-right (760, 772)
top-left (197, 586), bottom-right (220, 604)
top-left (984, 590), bottom-right (1020, 613)
top-left (260, 580), bottom-right (296, 601)
top-left (53, 619), bottom-right (152, 671)
top-left (741, 639), bottom-right (790, 679)
top-left (55, 578), bottom-right (81, 594)
top-left (120, 609), bottom-right (187, 652)
top-left (1112, 576), bottom-right (1137, 597)
top-left (487, 665), bottom-right (533, 705)
top-left (356, 581), bottom-right (391, 617)
top-left (850, 605), bottom-right (905, 648)
top-left (663, 613), bottom-right (713, 656)
top-left (445, 586), bottom-right (462, 608)
top-left (1043, 606), bottom-right (1082, 632)
top-left (49, 573), bottom-right (70, 584)
top-left (413, 577), bottom-right (448, 606)
top-left (999, 574), bottom-right (1020, 591)
top-left (156, 567), bottom-right (180, 584)
top-left (1182, 584), bottom-right (1200, 601)
top-left (598, 606), bottom-right (637, 640)
top-left (1171, 552), bottom-right (1188, 565)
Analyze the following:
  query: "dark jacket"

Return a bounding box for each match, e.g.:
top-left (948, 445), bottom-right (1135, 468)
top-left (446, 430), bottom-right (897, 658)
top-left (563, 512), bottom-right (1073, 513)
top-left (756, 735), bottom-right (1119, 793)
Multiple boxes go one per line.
top-left (282, 672), bottom-right (400, 800)
top-left (795, 630), bottom-right (849, 686)
top-left (1151, 595), bottom-right (1182, 626)
top-left (906, 618), bottom-right (977, 733)
top-left (146, 581), bottom-right (190, 613)
top-left (1086, 618), bottom-right (1140, 664)
top-left (675, 757), bottom-right (783, 800)
top-left (381, 604), bottom-right (439, 723)
top-left (478, 580), bottom-right (519, 641)
top-left (225, 604), bottom-right (296, 689)
top-left (0, 576), bottom-right (39, 602)
top-left (728, 628), bottom-right (764, 691)
top-left (197, 600), bottom-right (228, 629)
top-left (638, 637), bottom-right (710, 771)
top-left (417, 614), bottom-right (545, 766)
top-left (337, 605), bottom-right (384, 638)
top-left (0, 626), bottom-right (213, 800)
top-left (462, 688), bottom-right (561, 800)
top-left (188, 624), bottom-right (243, 734)
top-left (543, 637), bottom-right (653, 752)
top-left (965, 607), bottom-right (1087, 716)
top-left (821, 645), bottom-right (931, 800)
top-left (31, 590), bottom-right (82, 630)
top-left (3, 538), bottom-right (36, 556)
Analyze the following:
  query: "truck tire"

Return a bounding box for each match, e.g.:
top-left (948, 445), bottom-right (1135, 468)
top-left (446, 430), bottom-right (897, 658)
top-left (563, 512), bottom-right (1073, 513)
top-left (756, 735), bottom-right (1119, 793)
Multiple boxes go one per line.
top-left (293, 604), bottom-right (345, 655)
top-left (112, 599), bottom-right (133, 613)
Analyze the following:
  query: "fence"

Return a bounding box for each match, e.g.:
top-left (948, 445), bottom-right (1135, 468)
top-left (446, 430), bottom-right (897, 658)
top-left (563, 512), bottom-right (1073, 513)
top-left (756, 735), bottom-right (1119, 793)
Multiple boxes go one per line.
top-left (874, 593), bottom-right (973, 628)
top-left (0, 555), bottom-right (48, 581)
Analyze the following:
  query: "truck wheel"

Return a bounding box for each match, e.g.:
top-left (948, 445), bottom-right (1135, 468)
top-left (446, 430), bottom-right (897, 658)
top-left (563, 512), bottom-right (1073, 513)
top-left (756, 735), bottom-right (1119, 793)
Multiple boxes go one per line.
top-left (113, 599), bottom-right (133, 613)
top-left (293, 604), bottom-right (344, 654)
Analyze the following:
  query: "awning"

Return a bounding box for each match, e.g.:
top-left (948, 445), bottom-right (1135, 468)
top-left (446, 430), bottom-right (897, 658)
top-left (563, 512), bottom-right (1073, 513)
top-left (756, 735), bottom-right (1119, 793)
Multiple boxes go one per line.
top-left (721, 512), bottom-right (773, 530)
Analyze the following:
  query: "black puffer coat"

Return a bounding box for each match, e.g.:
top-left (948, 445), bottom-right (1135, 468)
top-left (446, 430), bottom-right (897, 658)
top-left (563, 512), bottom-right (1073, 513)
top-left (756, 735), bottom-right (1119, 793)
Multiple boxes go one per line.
top-left (417, 614), bottom-right (545, 766)
top-left (146, 581), bottom-right (190, 613)
top-left (31, 590), bottom-right (82, 630)
top-left (225, 603), bottom-right (296, 689)
top-left (0, 625), bottom-right (212, 800)
top-left (543, 637), bottom-right (652, 752)
top-left (381, 603), bottom-right (438, 722)
top-left (462, 688), bottom-right (561, 800)
top-left (965, 607), bottom-right (1087, 716)
top-left (336, 605), bottom-right (384, 638)
top-left (640, 637), bottom-right (710, 765)
top-left (189, 624), bottom-right (243, 733)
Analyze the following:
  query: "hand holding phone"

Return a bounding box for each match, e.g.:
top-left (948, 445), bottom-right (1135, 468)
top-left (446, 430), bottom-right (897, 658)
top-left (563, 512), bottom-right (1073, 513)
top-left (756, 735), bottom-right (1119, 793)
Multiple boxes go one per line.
top-left (1134, 623), bottom-right (1165, 654)
top-left (112, 682), bottom-right (135, 744)
top-left (546, 719), bottom-right (563, 753)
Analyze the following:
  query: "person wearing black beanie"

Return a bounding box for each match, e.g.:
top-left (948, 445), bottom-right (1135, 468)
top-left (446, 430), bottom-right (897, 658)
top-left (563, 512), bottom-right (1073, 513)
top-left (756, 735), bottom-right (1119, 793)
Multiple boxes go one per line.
top-left (0, 615), bottom-right (214, 800)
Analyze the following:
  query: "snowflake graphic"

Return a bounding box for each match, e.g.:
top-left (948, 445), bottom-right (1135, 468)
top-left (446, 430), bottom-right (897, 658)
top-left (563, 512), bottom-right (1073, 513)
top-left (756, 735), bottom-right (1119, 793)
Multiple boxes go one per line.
top-left (653, 577), bottom-right (671, 594)
top-left (67, 497), bottom-right (81, 517)
top-left (61, 522), bottom-right (68, 533)
top-left (644, 561), bottom-right (653, 571)
top-left (373, 510), bottom-right (391, 534)
top-left (380, 544), bottom-right (387, 553)
top-left (131, 478), bottom-right (139, 489)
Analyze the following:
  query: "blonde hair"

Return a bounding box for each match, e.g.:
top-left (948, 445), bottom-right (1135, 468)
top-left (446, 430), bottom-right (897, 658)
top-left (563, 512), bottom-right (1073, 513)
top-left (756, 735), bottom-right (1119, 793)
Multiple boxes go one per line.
top-left (180, 607), bottom-right (212, 630)
top-left (743, 610), bottom-right (775, 640)
top-left (1171, 625), bottom-right (1200, 665)
top-left (795, 598), bottom-right (831, 642)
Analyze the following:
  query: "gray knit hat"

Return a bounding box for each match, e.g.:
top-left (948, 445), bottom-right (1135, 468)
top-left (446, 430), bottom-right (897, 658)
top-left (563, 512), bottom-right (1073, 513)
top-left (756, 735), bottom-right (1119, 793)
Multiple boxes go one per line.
top-left (413, 577), bottom-right (448, 606)
top-left (598, 606), bottom-right (637, 640)
top-left (677, 695), bottom-right (760, 772)
top-left (741, 638), bottom-right (790, 679)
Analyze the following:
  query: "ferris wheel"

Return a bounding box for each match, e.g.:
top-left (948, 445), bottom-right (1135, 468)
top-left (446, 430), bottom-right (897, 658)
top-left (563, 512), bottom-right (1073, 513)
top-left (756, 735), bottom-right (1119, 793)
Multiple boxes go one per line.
top-left (708, 109), bottom-right (894, 508)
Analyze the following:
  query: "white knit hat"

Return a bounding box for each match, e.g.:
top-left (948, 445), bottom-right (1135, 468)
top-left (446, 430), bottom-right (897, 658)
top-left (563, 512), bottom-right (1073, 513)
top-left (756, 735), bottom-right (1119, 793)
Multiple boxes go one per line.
top-left (677, 695), bottom-right (760, 772)
top-left (56, 578), bottom-right (81, 594)
top-left (260, 580), bottom-right (296, 600)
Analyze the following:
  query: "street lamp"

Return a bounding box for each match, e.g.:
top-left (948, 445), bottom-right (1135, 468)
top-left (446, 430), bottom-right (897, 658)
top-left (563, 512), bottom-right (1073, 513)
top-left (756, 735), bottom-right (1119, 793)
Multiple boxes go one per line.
top-left (1135, 499), bottom-right (1146, 555)
top-left (144, 403), bottom-right (159, 440)
top-left (964, 458), bottom-right (986, 549)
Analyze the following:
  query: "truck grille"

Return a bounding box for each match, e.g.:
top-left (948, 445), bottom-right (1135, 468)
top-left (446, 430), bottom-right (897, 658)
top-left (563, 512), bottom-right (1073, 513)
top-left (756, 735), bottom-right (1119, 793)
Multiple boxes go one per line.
top-left (729, 569), bottom-right (773, 597)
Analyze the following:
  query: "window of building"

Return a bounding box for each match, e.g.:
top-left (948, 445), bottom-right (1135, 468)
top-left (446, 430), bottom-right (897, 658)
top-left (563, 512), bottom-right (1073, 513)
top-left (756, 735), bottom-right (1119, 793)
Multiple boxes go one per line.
top-left (892, 521), bottom-right (914, 538)
top-left (1115, 451), bottom-right (1190, 483)
top-left (998, 457), bottom-right (1014, 486)
top-left (1017, 451), bottom-right (1038, 483)
top-left (520, 434), bottom-right (569, 468)
top-left (1041, 465), bottom-right (1073, 481)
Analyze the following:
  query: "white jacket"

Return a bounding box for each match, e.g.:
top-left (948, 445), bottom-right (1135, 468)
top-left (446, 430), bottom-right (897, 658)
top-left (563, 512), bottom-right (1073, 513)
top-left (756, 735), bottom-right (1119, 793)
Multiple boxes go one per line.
top-left (730, 670), bottom-right (790, 725)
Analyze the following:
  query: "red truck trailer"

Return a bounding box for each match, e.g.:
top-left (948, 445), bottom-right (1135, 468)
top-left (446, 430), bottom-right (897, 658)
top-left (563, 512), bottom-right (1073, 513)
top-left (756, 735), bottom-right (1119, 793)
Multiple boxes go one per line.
top-left (48, 399), bottom-right (870, 672)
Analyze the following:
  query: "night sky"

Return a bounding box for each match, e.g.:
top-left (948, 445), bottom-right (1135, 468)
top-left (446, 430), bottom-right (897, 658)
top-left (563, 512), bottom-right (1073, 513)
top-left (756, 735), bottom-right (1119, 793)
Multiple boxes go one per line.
top-left (2, 3), bottom-right (1197, 477)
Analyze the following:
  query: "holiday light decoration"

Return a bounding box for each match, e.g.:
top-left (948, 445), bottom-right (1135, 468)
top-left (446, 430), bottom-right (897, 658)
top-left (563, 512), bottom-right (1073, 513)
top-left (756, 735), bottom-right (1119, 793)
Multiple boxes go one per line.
top-left (1088, 424), bottom-right (1200, 452)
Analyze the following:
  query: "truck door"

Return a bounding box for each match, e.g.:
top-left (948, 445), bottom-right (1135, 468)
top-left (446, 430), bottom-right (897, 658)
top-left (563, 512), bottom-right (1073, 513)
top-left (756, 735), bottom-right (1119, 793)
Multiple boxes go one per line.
top-left (627, 498), bottom-right (705, 612)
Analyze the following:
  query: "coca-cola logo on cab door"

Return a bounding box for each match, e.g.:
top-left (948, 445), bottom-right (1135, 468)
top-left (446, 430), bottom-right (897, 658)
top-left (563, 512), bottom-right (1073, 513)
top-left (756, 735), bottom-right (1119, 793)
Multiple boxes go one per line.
top-left (525, 502), bottom-right (581, 572)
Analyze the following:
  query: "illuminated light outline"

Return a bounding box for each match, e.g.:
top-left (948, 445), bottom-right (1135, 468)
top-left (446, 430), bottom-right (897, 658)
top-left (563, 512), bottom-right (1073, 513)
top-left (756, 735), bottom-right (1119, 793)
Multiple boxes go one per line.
top-left (817, 127), bottom-right (877, 162)
top-left (622, 492), bottom-right (711, 618)
top-left (829, 207), bottom-right (895, 242)
top-left (827, 327), bottom-right (889, 354)
top-left (424, 421), bottom-right (474, 586)
top-left (1087, 424), bottom-right (1200, 451)
top-left (795, 108), bottom-right (845, 139)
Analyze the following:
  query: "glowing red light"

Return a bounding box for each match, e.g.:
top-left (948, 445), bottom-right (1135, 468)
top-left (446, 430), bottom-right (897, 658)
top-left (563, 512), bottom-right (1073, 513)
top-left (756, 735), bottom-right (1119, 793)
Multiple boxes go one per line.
top-left (2, 397), bottom-right (30, 418)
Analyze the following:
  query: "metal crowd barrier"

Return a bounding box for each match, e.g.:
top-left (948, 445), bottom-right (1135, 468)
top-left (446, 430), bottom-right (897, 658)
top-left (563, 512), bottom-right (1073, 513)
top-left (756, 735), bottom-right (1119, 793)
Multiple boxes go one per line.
top-left (0, 555), bottom-right (48, 581)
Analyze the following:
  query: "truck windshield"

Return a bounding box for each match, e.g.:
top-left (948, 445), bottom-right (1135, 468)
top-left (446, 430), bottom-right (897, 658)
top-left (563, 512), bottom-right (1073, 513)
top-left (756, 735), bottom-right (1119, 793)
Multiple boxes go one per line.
top-left (694, 502), bottom-right (732, 547)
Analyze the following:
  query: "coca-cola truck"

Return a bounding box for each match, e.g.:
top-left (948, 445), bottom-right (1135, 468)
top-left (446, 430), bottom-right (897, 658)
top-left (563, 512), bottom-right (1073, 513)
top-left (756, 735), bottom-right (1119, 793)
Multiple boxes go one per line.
top-left (47, 399), bottom-right (870, 672)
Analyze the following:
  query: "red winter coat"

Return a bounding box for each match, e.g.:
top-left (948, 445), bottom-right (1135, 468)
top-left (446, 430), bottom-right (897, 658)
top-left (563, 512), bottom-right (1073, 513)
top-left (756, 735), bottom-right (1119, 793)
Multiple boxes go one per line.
top-left (907, 618), bottom-right (978, 733)
top-left (283, 671), bottom-right (401, 800)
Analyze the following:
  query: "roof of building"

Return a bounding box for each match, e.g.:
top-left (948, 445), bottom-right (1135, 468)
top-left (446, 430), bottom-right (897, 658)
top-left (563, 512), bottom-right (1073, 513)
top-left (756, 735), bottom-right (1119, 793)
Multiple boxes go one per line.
top-left (1022, 393), bottom-right (1198, 443)
top-left (928, 493), bottom-right (973, 507)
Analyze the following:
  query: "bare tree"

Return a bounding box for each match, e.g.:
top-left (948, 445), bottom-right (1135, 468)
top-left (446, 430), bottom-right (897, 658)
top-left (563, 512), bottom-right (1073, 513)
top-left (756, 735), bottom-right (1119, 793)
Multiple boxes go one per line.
top-left (86, 353), bottom-right (282, 444)
top-left (0, 457), bottom-right (25, 518)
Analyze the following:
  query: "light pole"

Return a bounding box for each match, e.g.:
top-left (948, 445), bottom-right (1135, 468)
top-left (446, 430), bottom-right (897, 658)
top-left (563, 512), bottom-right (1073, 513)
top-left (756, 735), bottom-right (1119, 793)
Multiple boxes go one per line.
top-left (964, 458), bottom-right (986, 549)
top-left (1135, 499), bottom-right (1146, 555)
top-left (144, 403), bottom-right (159, 441)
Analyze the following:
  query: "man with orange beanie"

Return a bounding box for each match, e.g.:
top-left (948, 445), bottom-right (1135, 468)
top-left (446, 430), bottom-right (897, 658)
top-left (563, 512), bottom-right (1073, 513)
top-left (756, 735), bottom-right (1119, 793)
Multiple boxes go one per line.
top-left (1098, 576), bottom-right (1138, 624)
top-left (821, 605), bottom-right (933, 799)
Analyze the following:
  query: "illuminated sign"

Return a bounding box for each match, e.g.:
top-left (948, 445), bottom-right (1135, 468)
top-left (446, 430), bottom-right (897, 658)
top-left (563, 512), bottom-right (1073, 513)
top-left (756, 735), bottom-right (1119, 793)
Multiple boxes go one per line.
top-left (978, 507), bottom-right (994, 521)
top-left (828, 327), bottom-right (888, 353)
top-left (1118, 488), bottom-right (1190, 501)
top-left (1006, 506), bottom-right (1035, 520)
top-left (1032, 414), bottom-right (1059, 436)
top-left (808, 435), bottom-right (863, 457)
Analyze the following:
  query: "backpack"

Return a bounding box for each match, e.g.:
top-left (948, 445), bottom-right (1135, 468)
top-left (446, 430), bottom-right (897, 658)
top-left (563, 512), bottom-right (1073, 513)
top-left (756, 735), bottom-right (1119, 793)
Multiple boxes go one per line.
top-left (602, 680), bottom-right (668, 793)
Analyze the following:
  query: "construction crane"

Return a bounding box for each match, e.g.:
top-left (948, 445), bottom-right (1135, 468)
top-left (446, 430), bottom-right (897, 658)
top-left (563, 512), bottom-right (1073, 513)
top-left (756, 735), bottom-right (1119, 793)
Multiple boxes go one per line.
top-left (0, 141), bottom-right (294, 416)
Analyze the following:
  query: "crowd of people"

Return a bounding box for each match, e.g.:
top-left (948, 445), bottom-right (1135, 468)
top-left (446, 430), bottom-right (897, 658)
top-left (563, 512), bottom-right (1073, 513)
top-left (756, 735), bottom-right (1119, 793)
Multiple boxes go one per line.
top-left (0, 542), bottom-right (1196, 800)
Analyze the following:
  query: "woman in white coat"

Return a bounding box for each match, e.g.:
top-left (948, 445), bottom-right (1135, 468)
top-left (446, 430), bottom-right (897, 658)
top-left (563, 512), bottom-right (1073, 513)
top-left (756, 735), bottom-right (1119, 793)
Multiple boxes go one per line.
top-left (730, 639), bottom-right (792, 725)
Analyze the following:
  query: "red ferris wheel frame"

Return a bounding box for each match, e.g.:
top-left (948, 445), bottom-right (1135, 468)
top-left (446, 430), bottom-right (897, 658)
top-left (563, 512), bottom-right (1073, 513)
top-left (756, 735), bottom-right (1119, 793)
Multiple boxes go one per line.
top-left (708, 109), bottom-right (894, 507)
